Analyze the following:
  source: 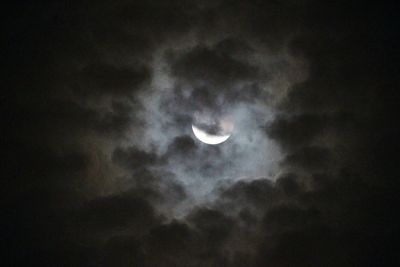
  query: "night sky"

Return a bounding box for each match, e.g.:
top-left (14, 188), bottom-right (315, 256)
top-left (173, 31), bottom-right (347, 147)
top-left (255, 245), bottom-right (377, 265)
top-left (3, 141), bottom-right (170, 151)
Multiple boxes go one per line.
top-left (4, 0), bottom-right (400, 266)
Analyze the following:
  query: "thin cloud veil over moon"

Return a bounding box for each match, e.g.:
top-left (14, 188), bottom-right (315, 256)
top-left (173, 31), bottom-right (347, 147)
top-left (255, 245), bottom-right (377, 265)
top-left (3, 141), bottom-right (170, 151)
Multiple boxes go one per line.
top-left (5, 1), bottom-right (399, 266)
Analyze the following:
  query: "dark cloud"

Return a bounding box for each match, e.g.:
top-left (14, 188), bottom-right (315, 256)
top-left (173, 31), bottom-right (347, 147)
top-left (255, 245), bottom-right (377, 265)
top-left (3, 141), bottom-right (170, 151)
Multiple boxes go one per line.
top-left (220, 178), bottom-right (279, 210)
top-left (170, 44), bottom-right (258, 86)
top-left (166, 135), bottom-right (198, 155)
top-left (70, 62), bottom-right (150, 98)
top-left (275, 173), bottom-right (302, 196)
top-left (5, 0), bottom-right (400, 266)
top-left (188, 208), bottom-right (234, 247)
top-left (282, 145), bottom-right (333, 171)
top-left (266, 113), bottom-right (327, 148)
top-left (78, 194), bottom-right (160, 234)
top-left (113, 147), bottom-right (159, 170)
top-left (166, 38), bottom-right (263, 115)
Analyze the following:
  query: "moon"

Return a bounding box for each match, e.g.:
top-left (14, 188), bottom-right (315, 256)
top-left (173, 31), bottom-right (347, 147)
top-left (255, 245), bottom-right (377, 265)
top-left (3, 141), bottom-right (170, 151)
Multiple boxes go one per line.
top-left (192, 124), bottom-right (231, 145)
top-left (191, 114), bottom-right (234, 145)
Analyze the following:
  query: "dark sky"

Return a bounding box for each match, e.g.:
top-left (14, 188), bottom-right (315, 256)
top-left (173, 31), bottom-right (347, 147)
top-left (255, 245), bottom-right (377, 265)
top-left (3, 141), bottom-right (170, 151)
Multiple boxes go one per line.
top-left (4, 0), bottom-right (400, 266)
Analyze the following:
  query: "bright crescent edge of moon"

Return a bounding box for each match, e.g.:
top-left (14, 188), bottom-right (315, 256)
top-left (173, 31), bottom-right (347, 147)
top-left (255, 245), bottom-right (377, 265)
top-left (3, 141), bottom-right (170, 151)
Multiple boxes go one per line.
top-left (191, 124), bottom-right (231, 145)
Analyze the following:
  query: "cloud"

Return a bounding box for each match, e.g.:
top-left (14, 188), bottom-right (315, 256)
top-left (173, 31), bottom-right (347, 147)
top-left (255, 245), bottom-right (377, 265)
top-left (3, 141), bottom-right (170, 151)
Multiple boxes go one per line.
top-left (5, 0), bottom-right (400, 266)
top-left (77, 194), bottom-right (160, 234)
top-left (70, 62), bottom-right (150, 98)
top-left (170, 43), bottom-right (259, 86)
top-left (112, 146), bottom-right (159, 170)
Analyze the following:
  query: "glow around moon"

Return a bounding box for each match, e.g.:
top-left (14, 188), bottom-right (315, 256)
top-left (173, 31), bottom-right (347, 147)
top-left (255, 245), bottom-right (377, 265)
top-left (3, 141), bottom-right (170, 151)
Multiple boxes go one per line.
top-left (192, 124), bottom-right (231, 145)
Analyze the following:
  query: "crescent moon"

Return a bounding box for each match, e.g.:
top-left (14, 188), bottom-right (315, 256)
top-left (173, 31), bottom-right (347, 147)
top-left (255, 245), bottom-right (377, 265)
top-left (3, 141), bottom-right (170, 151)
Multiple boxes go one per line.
top-left (192, 124), bottom-right (231, 145)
